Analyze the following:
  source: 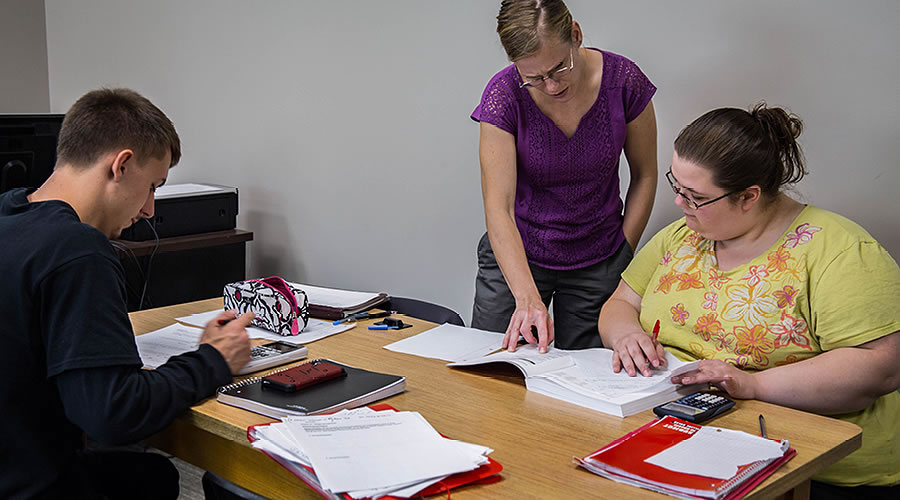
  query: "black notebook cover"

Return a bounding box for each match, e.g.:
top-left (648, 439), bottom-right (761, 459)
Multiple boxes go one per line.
top-left (216, 359), bottom-right (406, 418)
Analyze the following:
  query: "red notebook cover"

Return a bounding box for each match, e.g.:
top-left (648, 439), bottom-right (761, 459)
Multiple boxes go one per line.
top-left (576, 416), bottom-right (795, 500)
top-left (247, 404), bottom-right (503, 499)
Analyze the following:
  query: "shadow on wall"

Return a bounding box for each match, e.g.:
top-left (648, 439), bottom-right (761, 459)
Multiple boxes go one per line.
top-left (241, 208), bottom-right (306, 281)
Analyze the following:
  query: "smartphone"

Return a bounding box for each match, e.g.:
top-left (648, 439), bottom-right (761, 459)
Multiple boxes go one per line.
top-left (235, 340), bottom-right (308, 375)
top-left (261, 360), bottom-right (345, 392)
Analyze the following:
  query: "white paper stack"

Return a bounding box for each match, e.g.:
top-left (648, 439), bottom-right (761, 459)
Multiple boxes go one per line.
top-left (249, 407), bottom-right (493, 499)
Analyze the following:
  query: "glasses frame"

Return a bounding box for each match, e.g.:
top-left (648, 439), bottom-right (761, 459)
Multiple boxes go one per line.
top-left (518, 49), bottom-right (575, 89)
top-left (665, 169), bottom-right (741, 210)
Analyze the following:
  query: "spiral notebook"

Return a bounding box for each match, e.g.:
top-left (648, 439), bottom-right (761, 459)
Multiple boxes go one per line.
top-left (217, 359), bottom-right (405, 418)
top-left (575, 416), bottom-right (795, 500)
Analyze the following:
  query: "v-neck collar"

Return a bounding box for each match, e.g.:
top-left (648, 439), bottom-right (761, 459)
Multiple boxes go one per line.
top-left (519, 48), bottom-right (607, 141)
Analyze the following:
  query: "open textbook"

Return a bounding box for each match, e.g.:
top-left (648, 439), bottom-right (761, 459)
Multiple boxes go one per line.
top-left (449, 346), bottom-right (702, 417)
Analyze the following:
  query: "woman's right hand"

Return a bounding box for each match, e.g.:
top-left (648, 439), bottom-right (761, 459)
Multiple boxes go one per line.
top-left (609, 327), bottom-right (667, 377)
top-left (501, 299), bottom-right (554, 353)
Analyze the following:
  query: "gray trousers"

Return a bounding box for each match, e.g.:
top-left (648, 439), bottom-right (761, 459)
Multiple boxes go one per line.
top-left (471, 232), bottom-right (633, 350)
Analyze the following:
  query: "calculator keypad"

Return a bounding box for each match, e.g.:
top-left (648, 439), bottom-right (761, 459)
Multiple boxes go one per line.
top-left (250, 346), bottom-right (280, 358)
top-left (681, 393), bottom-right (730, 410)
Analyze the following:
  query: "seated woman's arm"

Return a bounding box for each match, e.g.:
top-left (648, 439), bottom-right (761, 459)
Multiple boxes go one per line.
top-left (671, 331), bottom-right (900, 415)
top-left (598, 280), bottom-right (668, 377)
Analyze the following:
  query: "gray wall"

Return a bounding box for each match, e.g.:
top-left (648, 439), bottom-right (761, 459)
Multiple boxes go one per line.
top-left (0, 0), bottom-right (50, 112)
top-left (44, 1), bottom-right (900, 323)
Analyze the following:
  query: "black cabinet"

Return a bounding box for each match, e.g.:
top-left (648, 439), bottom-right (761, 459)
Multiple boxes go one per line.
top-left (113, 229), bottom-right (253, 311)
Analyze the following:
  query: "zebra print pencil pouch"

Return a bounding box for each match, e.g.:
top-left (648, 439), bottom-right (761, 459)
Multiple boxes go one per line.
top-left (223, 276), bottom-right (309, 336)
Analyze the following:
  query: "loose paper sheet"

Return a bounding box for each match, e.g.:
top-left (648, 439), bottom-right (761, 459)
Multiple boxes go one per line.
top-left (175, 309), bottom-right (354, 343)
top-left (384, 323), bottom-right (505, 362)
top-left (645, 426), bottom-right (787, 479)
top-left (135, 323), bottom-right (203, 368)
top-left (287, 411), bottom-right (480, 493)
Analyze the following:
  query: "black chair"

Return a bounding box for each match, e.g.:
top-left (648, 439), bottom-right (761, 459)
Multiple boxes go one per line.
top-left (382, 296), bottom-right (465, 326)
top-left (202, 471), bottom-right (268, 500)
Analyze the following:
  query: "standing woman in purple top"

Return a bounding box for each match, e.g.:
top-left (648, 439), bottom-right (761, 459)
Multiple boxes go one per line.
top-left (471, 0), bottom-right (658, 351)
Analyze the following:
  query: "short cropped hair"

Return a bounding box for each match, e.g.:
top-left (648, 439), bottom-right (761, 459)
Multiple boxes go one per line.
top-left (57, 88), bottom-right (181, 169)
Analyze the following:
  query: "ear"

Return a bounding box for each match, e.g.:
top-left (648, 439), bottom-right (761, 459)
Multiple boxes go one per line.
top-left (110, 149), bottom-right (135, 182)
top-left (739, 185), bottom-right (762, 212)
top-left (571, 21), bottom-right (583, 47)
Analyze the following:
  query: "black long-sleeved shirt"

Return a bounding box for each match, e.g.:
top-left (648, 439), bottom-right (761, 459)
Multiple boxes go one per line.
top-left (0, 189), bottom-right (232, 498)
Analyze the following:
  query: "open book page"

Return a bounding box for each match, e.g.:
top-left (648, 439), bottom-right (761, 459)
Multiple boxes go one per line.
top-left (448, 344), bottom-right (574, 377)
top-left (286, 282), bottom-right (383, 308)
top-left (535, 350), bottom-right (699, 402)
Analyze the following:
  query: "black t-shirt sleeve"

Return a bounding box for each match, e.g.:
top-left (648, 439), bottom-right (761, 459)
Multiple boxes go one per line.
top-left (56, 344), bottom-right (232, 445)
top-left (40, 251), bottom-right (141, 376)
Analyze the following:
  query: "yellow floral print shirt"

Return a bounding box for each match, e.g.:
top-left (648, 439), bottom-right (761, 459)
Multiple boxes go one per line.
top-left (622, 206), bottom-right (900, 486)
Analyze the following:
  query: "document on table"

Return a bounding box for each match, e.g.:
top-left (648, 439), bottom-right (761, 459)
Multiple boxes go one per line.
top-left (175, 309), bottom-right (354, 342)
top-left (286, 410), bottom-right (484, 493)
top-left (383, 323), bottom-right (505, 362)
top-left (645, 425), bottom-right (788, 479)
top-left (135, 324), bottom-right (203, 368)
top-left (286, 282), bottom-right (383, 308)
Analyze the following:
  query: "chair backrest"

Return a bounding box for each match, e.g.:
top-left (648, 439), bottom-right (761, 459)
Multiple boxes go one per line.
top-left (382, 296), bottom-right (465, 326)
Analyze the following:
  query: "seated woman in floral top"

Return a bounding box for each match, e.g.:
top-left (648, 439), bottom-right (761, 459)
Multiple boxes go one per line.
top-left (598, 103), bottom-right (899, 499)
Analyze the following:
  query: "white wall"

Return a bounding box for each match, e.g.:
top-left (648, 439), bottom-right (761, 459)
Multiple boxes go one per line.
top-left (44, 1), bottom-right (900, 323)
top-left (0, 0), bottom-right (49, 112)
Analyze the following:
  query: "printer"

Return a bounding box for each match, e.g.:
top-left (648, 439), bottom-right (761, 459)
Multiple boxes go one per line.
top-left (119, 183), bottom-right (239, 241)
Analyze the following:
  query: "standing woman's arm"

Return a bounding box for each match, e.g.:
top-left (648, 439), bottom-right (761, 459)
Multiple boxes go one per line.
top-left (480, 121), bottom-right (554, 352)
top-left (621, 101), bottom-right (658, 250)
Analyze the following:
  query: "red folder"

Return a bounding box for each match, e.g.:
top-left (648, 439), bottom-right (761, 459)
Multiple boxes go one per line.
top-left (576, 416), bottom-right (795, 500)
top-left (247, 404), bottom-right (503, 499)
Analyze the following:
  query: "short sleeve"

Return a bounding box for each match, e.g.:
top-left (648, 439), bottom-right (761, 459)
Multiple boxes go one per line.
top-left (620, 58), bottom-right (656, 123)
top-left (471, 67), bottom-right (519, 135)
top-left (622, 220), bottom-right (679, 296)
top-left (41, 252), bottom-right (142, 376)
top-left (810, 241), bottom-right (900, 350)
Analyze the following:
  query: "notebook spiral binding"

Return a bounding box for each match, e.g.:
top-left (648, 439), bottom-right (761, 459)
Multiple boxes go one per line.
top-left (217, 359), bottom-right (325, 393)
top-left (718, 440), bottom-right (790, 496)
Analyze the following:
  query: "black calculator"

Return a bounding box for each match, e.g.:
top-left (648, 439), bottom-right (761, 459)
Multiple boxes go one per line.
top-left (653, 392), bottom-right (736, 423)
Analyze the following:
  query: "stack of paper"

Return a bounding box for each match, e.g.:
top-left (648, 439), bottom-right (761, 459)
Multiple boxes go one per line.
top-left (250, 407), bottom-right (493, 499)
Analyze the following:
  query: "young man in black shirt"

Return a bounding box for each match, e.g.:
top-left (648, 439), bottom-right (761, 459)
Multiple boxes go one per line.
top-left (0, 88), bottom-right (253, 499)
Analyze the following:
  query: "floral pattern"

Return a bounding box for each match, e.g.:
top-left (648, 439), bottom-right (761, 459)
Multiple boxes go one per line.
top-left (643, 215), bottom-right (825, 369)
top-left (782, 223), bottom-right (822, 249)
top-left (671, 303), bottom-right (690, 325)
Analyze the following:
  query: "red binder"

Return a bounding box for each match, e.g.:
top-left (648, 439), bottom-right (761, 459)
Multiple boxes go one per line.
top-left (576, 416), bottom-right (795, 500)
top-left (247, 404), bottom-right (503, 499)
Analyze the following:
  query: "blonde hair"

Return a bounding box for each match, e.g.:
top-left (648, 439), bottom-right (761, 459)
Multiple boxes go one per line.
top-left (496, 0), bottom-right (573, 61)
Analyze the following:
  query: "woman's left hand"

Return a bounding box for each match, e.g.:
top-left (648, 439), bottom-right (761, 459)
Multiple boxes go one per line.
top-left (670, 359), bottom-right (759, 400)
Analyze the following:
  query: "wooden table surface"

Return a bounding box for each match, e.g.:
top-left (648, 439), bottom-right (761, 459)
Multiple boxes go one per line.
top-left (132, 298), bottom-right (861, 499)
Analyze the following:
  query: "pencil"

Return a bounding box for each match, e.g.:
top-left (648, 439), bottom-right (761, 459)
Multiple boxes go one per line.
top-left (652, 320), bottom-right (660, 342)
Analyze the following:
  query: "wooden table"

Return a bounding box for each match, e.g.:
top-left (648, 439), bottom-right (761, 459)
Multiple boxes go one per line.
top-left (132, 298), bottom-right (861, 499)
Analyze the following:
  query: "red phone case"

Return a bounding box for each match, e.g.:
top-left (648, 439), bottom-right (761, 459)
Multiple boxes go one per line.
top-left (262, 360), bottom-right (345, 392)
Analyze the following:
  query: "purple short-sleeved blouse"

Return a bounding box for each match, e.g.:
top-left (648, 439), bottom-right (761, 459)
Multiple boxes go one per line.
top-left (472, 49), bottom-right (656, 270)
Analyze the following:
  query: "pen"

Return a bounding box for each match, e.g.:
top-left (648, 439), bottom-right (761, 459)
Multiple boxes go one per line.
top-left (759, 414), bottom-right (768, 438)
top-left (217, 312), bottom-right (240, 326)
top-left (367, 325), bottom-right (398, 330)
top-left (652, 320), bottom-right (660, 342)
top-left (333, 310), bottom-right (395, 325)
top-left (333, 311), bottom-right (367, 325)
